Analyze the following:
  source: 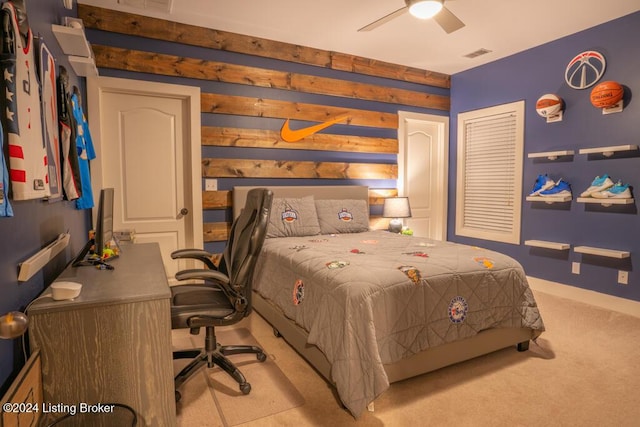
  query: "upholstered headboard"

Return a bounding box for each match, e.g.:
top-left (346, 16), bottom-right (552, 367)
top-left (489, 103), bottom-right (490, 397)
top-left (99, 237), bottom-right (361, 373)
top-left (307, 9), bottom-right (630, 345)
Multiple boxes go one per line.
top-left (232, 185), bottom-right (369, 219)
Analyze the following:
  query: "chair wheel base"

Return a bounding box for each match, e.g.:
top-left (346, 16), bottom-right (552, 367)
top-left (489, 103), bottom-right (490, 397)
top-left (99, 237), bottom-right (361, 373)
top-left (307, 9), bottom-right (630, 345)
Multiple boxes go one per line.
top-left (240, 382), bottom-right (251, 395)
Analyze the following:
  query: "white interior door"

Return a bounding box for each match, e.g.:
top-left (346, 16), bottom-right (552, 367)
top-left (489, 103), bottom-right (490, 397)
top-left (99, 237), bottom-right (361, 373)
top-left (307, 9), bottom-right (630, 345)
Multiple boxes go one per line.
top-left (87, 77), bottom-right (202, 284)
top-left (398, 111), bottom-right (449, 240)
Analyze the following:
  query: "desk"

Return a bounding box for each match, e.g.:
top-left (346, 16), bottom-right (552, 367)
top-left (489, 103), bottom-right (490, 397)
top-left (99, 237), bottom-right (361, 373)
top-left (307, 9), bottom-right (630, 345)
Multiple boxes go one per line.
top-left (29, 243), bottom-right (176, 426)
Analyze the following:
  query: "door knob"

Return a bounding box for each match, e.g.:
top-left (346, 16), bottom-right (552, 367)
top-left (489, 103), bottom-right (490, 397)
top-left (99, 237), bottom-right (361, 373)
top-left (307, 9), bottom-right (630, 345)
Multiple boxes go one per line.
top-left (177, 208), bottom-right (189, 219)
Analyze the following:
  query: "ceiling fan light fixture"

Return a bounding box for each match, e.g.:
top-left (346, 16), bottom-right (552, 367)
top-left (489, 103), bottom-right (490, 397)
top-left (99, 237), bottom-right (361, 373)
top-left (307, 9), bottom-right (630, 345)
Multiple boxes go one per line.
top-left (408, 0), bottom-right (443, 20)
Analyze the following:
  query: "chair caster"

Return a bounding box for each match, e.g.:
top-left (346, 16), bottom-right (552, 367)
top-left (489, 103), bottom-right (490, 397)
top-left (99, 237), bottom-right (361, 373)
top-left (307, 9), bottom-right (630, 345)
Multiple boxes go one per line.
top-left (240, 382), bottom-right (251, 395)
top-left (257, 351), bottom-right (267, 362)
top-left (175, 390), bottom-right (182, 402)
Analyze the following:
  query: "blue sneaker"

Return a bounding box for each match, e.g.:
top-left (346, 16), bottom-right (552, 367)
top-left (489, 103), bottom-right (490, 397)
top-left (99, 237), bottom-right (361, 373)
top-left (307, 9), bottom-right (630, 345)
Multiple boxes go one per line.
top-left (540, 179), bottom-right (572, 197)
top-left (580, 174), bottom-right (614, 197)
top-left (592, 181), bottom-right (632, 199)
top-left (529, 174), bottom-right (555, 196)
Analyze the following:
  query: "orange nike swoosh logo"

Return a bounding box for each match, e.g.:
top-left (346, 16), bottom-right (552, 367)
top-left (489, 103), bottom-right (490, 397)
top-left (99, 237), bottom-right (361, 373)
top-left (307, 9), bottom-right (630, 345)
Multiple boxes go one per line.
top-left (280, 114), bottom-right (350, 142)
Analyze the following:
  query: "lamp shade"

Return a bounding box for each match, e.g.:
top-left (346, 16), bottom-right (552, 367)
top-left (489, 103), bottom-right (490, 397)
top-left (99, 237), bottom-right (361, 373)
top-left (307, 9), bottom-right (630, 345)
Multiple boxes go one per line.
top-left (408, 0), bottom-right (443, 19)
top-left (383, 197), bottom-right (412, 219)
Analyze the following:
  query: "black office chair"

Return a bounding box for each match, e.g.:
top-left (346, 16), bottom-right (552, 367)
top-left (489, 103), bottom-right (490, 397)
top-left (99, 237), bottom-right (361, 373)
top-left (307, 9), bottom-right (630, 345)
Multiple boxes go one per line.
top-left (170, 188), bottom-right (273, 401)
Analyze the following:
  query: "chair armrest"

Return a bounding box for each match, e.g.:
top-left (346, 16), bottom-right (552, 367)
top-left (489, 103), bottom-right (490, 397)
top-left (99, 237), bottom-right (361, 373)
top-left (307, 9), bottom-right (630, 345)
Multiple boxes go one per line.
top-left (171, 249), bottom-right (218, 270)
top-left (175, 268), bottom-right (230, 285)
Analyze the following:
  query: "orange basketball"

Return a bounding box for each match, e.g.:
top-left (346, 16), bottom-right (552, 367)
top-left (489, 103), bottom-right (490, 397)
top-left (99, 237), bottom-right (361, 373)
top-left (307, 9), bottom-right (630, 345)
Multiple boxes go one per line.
top-left (590, 81), bottom-right (624, 108)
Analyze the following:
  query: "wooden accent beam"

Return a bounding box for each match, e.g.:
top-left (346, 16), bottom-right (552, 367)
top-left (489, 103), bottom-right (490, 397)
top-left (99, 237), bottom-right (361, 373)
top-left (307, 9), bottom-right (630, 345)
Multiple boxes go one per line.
top-left (92, 45), bottom-right (449, 110)
top-left (203, 159), bottom-right (397, 180)
top-left (203, 222), bottom-right (230, 242)
top-left (202, 191), bottom-right (231, 210)
top-left (202, 126), bottom-right (397, 154)
top-left (201, 94), bottom-right (398, 129)
top-left (369, 189), bottom-right (399, 205)
top-left (79, 4), bottom-right (450, 88)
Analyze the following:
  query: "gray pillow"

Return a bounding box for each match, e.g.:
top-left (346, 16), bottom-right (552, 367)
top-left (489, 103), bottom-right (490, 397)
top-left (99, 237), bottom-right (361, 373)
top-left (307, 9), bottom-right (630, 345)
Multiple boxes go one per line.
top-left (315, 199), bottom-right (369, 234)
top-left (266, 196), bottom-right (321, 238)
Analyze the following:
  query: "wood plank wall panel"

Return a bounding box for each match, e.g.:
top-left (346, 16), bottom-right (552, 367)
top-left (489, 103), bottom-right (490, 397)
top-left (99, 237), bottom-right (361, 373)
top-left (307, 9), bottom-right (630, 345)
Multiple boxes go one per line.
top-left (203, 159), bottom-right (397, 180)
top-left (202, 127), bottom-right (398, 154)
top-left (92, 45), bottom-right (449, 110)
top-left (80, 5), bottom-right (450, 245)
top-left (201, 94), bottom-right (399, 129)
top-left (79, 4), bottom-right (451, 88)
top-left (203, 189), bottom-right (397, 210)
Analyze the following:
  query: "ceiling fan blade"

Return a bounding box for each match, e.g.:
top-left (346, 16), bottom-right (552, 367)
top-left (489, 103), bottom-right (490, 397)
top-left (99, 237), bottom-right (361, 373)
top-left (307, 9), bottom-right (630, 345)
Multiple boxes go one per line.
top-left (434, 6), bottom-right (465, 33)
top-left (358, 6), bottom-right (407, 32)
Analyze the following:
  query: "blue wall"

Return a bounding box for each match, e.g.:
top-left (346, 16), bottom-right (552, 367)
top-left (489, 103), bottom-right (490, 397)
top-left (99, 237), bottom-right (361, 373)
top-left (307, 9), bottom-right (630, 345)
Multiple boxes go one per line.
top-left (450, 11), bottom-right (640, 301)
top-left (0, 0), bottom-right (90, 394)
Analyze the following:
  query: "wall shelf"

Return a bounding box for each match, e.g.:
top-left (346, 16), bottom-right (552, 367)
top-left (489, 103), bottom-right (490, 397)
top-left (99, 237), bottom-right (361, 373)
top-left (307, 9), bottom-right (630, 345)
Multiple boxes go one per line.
top-left (576, 197), bottom-right (634, 207)
top-left (526, 195), bottom-right (572, 203)
top-left (524, 240), bottom-right (570, 250)
top-left (578, 144), bottom-right (638, 157)
top-left (527, 150), bottom-right (575, 160)
top-left (68, 55), bottom-right (98, 77)
top-left (574, 246), bottom-right (630, 259)
top-left (51, 24), bottom-right (92, 57)
top-left (51, 24), bottom-right (98, 77)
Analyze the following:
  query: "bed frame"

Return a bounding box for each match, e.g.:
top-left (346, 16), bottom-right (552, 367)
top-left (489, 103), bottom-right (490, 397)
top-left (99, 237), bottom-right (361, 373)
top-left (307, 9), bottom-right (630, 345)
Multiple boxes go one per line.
top-left (233, 185), bottom-right (535, 386)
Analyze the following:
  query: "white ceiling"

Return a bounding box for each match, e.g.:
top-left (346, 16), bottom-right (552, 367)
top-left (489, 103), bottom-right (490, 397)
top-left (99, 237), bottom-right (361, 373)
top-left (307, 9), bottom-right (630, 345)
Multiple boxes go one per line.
top-left (79, 0), bottom-right (640, 75)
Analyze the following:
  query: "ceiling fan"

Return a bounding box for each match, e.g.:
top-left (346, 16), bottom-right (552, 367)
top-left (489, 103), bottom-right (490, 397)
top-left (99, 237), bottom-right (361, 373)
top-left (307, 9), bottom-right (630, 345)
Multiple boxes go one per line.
top-left (358, 0), bottom-right (465, 34)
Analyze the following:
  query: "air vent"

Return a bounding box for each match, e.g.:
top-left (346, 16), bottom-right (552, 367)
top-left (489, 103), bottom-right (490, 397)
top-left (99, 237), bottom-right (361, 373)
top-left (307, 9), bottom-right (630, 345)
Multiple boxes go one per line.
top-left (463, 48), bottom-right (493, 59)
top-left (118, 0), bottom-right (173, 12)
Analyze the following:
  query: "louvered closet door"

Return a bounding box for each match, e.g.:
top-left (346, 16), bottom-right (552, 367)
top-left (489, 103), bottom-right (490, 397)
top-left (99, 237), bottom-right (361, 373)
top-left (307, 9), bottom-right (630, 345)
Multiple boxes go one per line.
top-left (456, 101), bottom-right (524, 244)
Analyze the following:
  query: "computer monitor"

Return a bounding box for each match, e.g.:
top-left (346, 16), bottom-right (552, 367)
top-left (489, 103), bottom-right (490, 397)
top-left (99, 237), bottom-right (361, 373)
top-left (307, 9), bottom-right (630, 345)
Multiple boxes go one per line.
top-left (71, 188), bottom-right (115, 267)
top-left (94, 188), bottom-right (114, 259)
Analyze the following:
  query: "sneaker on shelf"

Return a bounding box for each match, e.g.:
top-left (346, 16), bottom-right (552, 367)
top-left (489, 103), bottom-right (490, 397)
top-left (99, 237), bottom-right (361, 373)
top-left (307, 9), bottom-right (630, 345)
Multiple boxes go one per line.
top-left (539, 179), bottom-right (572, 197)
top-left (529, 174), bottom-right (555, 196)
top-left (580, 174), bottom-right (614, 197)
top-left (591, 181), bottom-right (632, 199)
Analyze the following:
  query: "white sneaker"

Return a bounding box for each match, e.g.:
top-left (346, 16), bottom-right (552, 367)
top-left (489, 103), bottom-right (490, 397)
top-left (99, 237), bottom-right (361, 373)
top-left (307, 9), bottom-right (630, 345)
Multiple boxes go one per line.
top-left (591, 181), bottom-right (632, 199)
top-left (580, 174), bottom-right (614, 197)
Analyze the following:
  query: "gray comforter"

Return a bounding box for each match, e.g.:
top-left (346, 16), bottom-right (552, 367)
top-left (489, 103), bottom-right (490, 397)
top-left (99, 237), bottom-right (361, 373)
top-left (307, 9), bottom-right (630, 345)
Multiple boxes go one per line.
top-left (253, 231), bottom-right (545, 417)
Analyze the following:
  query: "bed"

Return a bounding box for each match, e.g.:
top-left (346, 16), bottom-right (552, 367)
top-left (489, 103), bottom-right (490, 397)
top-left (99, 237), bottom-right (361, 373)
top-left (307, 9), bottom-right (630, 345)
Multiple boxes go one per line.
top-left (233, 185), bottom-right (545, 418)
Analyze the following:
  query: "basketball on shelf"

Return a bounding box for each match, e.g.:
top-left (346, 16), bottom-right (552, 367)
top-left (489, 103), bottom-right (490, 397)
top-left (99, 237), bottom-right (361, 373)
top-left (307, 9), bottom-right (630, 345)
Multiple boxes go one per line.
top-left (590, 81), bottom-right (624, 108)
top-left (535, 94), bottom-right (563, 117)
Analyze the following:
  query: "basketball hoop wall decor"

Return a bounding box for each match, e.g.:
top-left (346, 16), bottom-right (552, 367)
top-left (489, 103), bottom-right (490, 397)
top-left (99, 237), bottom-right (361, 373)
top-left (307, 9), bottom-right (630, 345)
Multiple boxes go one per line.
top-left (590, 80), bottom-right (624, 114)
top-left (535, 94), bottom-right (564, 123)
top-left (565, 51), bottom-right (606, 90)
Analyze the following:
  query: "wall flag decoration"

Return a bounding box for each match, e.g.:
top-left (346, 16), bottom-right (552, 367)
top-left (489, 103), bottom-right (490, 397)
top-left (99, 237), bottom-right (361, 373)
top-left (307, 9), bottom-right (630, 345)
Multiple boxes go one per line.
top-left (280, 114), bottom-right (350, 142)
top-left (564, 50), bottom-right (606, 90)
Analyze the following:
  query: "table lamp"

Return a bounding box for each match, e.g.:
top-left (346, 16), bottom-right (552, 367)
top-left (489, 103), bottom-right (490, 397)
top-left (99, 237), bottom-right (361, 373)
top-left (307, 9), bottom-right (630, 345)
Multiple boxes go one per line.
top-left (382, 197), bottom-right (411, 233)
top-left (0, 311), bottom-right (29, 339)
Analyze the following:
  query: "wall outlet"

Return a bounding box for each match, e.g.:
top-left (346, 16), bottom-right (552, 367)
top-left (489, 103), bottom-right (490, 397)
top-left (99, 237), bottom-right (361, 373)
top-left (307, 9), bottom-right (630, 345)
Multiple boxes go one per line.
top-left (205, 179), bottom-right (217, 191)
top-left (618, 271), bottom-right (629, 285)
top-left (572, 262), bottom-right (580, 275)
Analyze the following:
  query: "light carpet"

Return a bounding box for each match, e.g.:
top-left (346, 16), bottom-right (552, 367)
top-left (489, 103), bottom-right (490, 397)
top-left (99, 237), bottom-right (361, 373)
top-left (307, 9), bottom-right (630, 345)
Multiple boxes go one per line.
top-left (174, 290), bottom-right (640, 426)
top-left (172, 327), bottom-right (305, 426)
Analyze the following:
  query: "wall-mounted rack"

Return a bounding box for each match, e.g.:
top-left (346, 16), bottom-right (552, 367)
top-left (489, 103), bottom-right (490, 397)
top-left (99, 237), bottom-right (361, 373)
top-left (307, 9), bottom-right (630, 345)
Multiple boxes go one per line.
top-left (524, 240), bottom-right (570, 250)
top-left (576, 197), bottom-right (634, 207)
top-left (51, 24), bottom-right (98, 77)
top-left (526, 195), bottom-right (572, 204)
top-left (527, 150), bottom-right (575, 160)
top-left (578, 144), bottom-right (638, 157)
top-left (574, 245), bottom-right (630, 259)
top-left (18, 234), bottom-right (70, 282)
